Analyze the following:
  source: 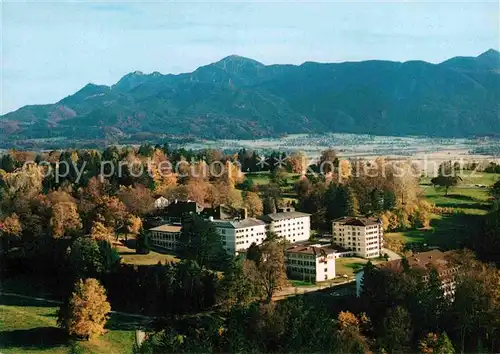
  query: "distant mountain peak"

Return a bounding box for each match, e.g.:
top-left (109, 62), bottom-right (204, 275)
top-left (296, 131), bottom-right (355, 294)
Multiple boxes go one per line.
top-left (214, 55), bottom-right (264, 67)
top-left (478, 48), bottom-right (500, 58)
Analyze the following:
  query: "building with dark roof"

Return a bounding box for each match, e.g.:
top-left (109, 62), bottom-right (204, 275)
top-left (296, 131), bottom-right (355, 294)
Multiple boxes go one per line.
top-left (332, 216), bottom-right (383, 258)
top-left (356, 250), bottom-right (460, 297)
top-left (162, 200), bottom-right (203, 222)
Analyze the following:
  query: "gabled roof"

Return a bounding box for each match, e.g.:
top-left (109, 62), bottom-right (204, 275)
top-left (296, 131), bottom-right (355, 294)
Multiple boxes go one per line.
top-left (260, 211), bottom-right (310, 222)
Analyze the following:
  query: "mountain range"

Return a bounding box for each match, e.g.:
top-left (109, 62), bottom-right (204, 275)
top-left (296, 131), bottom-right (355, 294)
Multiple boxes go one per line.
top-left (1, 49), bottom-right (499, 147)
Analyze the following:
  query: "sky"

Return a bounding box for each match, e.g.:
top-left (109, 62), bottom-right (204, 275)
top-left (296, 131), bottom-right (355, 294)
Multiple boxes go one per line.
top-left (1, 0), bottom-right (499, 115)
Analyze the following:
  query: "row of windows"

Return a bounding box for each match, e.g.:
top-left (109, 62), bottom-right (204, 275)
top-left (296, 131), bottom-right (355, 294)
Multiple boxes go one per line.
top-left (287, 259), bottom-right (316, 266)
top-left (236, 232), bottom-right (265, 240)
top-left (151, 240), bottom-right (178, 250)
top-left (288, 266), bottom-right (316, 274)
top-left (288, 253), bottom-right (314, 260)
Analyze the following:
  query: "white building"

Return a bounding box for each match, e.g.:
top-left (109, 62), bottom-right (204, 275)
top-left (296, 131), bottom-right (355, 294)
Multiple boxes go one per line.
top-left (149, 224), bottom-right (182, 251)
top-left (154, 196), bottom-right (170, 209)
top-left (332, 217), bottom-right (383, 258)
top-left (212, 218), bottom-right (267, 255)
top-left (260, 208), bottom-right (311, 243)
top-left (285, 244), bottom-right (336, 282)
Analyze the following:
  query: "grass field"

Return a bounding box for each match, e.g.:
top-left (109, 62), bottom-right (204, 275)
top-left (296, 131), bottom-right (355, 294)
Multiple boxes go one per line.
top-left (335, 257), bottom-right (373, 277)
top-left (290, 280), bottom-right (316, 287)
top-left (421, 170), bottom-right (500, 187)
top-left (114, 242), bottom-right (179, 265)
top-left (385, 172), bottom-right (497, 250)
top-left (245, 171), bottom-right (300, 186)
top-left (0, 294), bottom-right (139, 354)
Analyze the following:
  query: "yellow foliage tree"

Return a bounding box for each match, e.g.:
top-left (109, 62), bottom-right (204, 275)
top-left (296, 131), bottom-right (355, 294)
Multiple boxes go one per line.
top-left (58, 278), bottom-right (111, 340)
top-left (90, 221), bottom-right (114, 242)
top-left (244, 192), bottom-right (264, 217)
top-left (288, 151), bottom-right (309, 175)
top-left (1, 213), bottom-right (22, 238)
top-left (50, 201), bottom-right (82, 238)
top-left (338, 311), bottom-right (360, 331)
top-left (126, 215), bottom-right (142, 235)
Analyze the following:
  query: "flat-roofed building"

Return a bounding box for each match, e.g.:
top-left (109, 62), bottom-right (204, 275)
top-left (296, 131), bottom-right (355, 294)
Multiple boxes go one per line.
top-left (149, 224), bottom-right (182, 251)
top-left (260, 207), bottom-right (311, 243)
top-left (285, 244), bottom-right (337, 282)
top-left (332, 216), bottom-right (383, 258)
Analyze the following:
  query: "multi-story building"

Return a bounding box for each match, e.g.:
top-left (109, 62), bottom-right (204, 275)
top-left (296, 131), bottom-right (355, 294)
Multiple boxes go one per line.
top-left (332, 216), bottom-right (383, 258)
top-left (260, 207), bottom-right (311, 243)
top-left (149, 223), bottom-right (182, 251)
top-left (285, 244), bottom-right (337, 282)
top-left (356, 250), bottom-right (459, 297)
top-left (212, 217), bottom-right (267, 255)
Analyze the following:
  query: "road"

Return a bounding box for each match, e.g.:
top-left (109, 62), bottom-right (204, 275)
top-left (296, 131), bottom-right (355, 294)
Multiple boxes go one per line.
top-left (273, 278), bottom-right (355, 300)
top-left (382, 247), bottom-right (402, 261)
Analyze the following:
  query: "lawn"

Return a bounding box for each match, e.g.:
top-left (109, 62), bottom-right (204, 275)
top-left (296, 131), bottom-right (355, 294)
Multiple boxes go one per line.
top-left (420, 171), bottom-right (500, 187)
top-left (335, 257), bottom-right (373, 277)
top-left (290, 280), bottom-right (316, 287)
top-left (384, 174), bottom-right (495, 251)
top-left (245, 171), bottom-right (301, 186)
top-left (0, 294), bottom-right (139, 354)
top-left (114, 242), bottom-right (179, 266)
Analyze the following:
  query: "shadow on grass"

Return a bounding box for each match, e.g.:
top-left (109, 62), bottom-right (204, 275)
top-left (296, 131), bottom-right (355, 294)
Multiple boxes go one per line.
top-left (118, 251), bottom-right (137, 256)
top-left (426, 193), bottom-right (490, 211)
top-left (343, 262), bottom-right (365, 272)
top-left (0, 327), bottom-right (68, 350)
top-left (401, 213), bottom-right (481, 251)
top-left (0, 294), bottom-right (59, 308)
top-left (106, 314), bottom-right (150, 331)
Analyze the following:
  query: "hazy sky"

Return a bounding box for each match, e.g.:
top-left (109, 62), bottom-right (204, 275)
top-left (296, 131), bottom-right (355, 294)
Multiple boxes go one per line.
top-left (1, 0), bottom-right (499, 114)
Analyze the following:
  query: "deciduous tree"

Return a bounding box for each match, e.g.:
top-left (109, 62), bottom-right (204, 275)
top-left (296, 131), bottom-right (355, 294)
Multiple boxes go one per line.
top-left (50, 201), bottom-right (82, 238)
top-left (243, 191), bottom-right (263, 217)
top-left (243, 241), bottom-right (288, 300)
top-left (58, 278), bottom-right (111, 340)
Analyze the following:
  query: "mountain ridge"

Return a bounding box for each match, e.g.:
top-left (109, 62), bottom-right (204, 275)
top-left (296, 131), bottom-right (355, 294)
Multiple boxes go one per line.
top-left (1, 49), bottom-right (499, 146)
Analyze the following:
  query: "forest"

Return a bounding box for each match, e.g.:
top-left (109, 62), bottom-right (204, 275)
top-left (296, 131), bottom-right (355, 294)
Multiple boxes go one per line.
top-left (0, 144), bottom-right (499, 353)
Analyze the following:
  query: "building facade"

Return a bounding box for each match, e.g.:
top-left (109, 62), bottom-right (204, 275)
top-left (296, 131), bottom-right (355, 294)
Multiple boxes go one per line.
top-left (260, 208), bottom-right (311, 243)
top-left (285, 244), bottom-right (336, 282)
top-left (212, 218), bottom-right (267, 255)
top-left (332, 216), bottom-right (383, 258)
top-left (149, 224), bottom-right (182, 251)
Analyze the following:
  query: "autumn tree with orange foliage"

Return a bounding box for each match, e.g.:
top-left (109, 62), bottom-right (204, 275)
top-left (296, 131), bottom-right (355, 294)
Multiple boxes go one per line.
top-left (58, 278), bottom-right (111, 340)
top-left (0, 213), bottom-right (22, 251)
top-left (117, 184), bottom-right (154, 216)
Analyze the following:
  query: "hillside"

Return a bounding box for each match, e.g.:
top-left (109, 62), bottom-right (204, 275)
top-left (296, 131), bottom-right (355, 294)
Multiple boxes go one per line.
top-left (1, 50), bottom-right (499, 147)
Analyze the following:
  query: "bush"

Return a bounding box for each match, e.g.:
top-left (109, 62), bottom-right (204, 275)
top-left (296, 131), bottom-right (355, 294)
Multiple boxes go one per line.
top-left (136, 231), bottom-right (150, 254)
